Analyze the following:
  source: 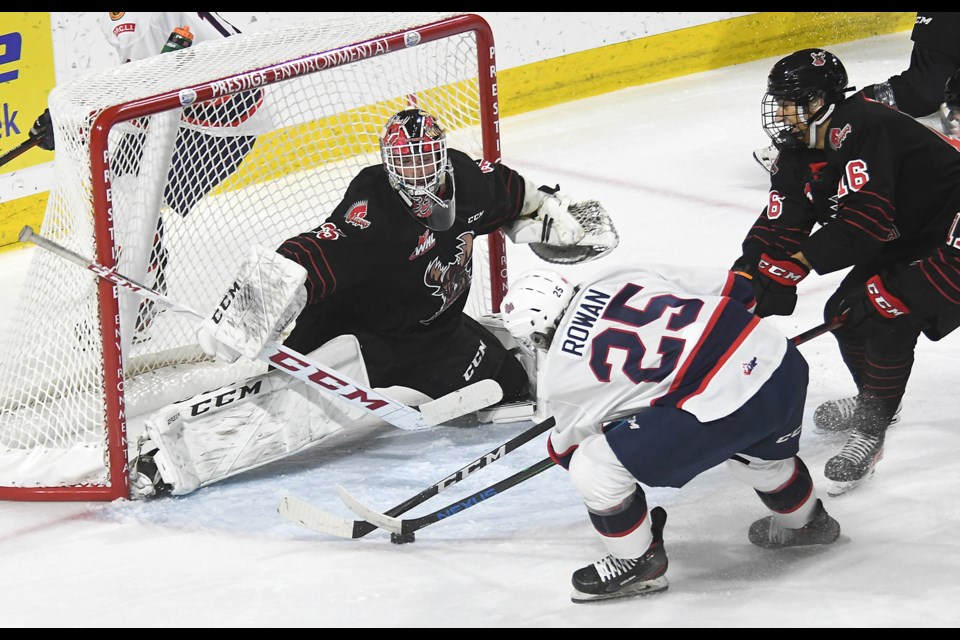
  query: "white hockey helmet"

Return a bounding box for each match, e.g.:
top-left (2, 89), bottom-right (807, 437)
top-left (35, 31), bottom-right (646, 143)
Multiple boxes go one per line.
top-left (501, 269), bottom-right (575, 349)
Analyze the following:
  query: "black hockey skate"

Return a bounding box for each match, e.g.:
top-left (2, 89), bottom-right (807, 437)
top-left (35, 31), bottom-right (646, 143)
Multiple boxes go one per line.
top-left (748, 499), bottom-right (840, 549)
top-left (813, 395), bottom-right (901, 433)
top-left (571, 506), bottom-right (669, 603)
top-left (824, 428), bottom-right (885, 497)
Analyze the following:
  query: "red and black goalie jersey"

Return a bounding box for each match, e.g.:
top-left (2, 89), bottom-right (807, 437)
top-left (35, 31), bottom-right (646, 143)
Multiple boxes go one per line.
top-left (276, 149), bottom-right (526, 351)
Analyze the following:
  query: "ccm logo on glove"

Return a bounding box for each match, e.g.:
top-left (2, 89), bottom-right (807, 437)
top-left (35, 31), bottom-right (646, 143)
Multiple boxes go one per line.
top-left (757, 253), bottom-right (809, 286)
top-left (865, 275), bottom-right (910, 318)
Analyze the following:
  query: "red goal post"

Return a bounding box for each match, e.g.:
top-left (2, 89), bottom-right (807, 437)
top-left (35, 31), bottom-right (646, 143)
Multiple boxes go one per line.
top-left (0, 12), bottom-right (506, 500)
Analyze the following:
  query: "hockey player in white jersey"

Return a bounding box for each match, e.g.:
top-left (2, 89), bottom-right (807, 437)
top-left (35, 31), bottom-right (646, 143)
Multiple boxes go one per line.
top-left (500, 266), bottom-right (841, 603)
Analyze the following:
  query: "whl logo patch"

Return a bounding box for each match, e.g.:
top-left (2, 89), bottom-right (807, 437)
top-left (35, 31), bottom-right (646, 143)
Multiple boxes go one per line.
top-left (409, 230), bottom-right (436, 260)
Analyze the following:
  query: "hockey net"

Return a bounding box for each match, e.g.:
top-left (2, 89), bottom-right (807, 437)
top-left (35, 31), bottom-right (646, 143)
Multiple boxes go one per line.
top-left (0, 12), bottom-right (505, 500)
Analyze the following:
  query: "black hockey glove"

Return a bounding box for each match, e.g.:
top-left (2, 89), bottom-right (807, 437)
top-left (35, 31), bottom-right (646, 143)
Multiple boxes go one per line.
top-left (837, 274), bottom-right (913, 339)
top-left (30, 109), bottom-right (55, 151)
top-left (730, 255), bottom-right (758, 279)
top-left (751, 252), bottom-right (809, 317)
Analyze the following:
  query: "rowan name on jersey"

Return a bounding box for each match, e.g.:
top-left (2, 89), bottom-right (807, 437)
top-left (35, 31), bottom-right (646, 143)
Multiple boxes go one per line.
top-left (560, 288), bottom-right (611, 357)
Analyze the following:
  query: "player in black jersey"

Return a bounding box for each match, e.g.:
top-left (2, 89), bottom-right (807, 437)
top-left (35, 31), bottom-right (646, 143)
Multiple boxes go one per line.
top-left (199, 108), bottom-right (619, 408)
top-left (731, 48), bottom-right (960, 495)
top-left (754, 12), bottom-right (960, 172)
top-left (860, 12), bottom-right (960, 118)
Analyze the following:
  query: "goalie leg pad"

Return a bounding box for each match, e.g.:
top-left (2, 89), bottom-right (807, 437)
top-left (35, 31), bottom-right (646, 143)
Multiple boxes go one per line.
top-left (144, 335), bottom-right (372, 496)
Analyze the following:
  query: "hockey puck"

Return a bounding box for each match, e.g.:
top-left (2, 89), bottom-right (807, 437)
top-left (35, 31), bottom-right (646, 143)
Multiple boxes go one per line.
top-left (391, 531), bottom-right (416, 545)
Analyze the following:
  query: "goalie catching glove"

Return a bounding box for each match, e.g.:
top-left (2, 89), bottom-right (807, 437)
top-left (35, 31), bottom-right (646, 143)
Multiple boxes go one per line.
top-left (504, 179), bottom-right (619, 264)
top-left (197, 245), bottom-right (308, 363)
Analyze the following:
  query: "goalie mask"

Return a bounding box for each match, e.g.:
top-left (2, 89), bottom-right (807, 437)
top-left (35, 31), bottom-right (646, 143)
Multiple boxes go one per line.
top-left (380, 108), bottom-right (456, 231)
top-left (762, 49), bottom-right (854, 151)
top-left (501, 269), bottom-right (576, 351)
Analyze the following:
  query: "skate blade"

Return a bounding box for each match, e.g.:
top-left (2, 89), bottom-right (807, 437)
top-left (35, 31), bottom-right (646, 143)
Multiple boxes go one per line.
top-left (826, 468), bottom-right (875, 497)
top-left (571, 576), bottom-right (668, 603)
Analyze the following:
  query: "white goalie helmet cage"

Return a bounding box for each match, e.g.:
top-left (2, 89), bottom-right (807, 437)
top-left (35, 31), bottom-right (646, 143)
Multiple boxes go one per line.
top-left (501, 269), bottom-right (576, 349)
top-left (380, 108), bottom-right (455, 231)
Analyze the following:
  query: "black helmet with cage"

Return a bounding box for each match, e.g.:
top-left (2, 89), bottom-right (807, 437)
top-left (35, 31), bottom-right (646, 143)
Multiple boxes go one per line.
top-left (380, 108), bottom-right (456, 231)
top-left (762, 48), bottom-right (855, 151)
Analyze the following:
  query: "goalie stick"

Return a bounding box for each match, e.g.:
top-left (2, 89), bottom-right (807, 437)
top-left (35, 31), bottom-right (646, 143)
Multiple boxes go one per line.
top-left (18, 225), bottom-right (501, 430)
top-left (278, 416), bottom-right (556, 538)
top-left (308, 319), bottom-right (844, 538)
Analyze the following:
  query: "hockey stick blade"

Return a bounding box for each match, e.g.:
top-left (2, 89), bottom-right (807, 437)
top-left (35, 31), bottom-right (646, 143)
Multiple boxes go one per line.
top-left (418, 379), bottom-right (503, 425)
top-left (278, 495), bottom-right (360, 538)
top-left (278, 417), bottom-right (556, 538)
top-left (336, 456), bottom-right (557, 537)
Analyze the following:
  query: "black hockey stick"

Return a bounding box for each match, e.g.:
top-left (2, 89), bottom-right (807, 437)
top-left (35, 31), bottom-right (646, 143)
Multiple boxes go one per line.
top-left (790, 315), bottom-right (845, 346)
top-left (336, 456), bottom-right (557, 539)
top-left (294, 316), bottom-right (846, 542)
top-left (0, 135), bottom-right (44, 168)
top-left (278, 416), bottom-right (557, 540)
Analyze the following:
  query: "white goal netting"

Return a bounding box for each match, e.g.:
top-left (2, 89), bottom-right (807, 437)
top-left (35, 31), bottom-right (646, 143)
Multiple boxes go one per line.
top-left (0, 12), bottom-right (504, 499)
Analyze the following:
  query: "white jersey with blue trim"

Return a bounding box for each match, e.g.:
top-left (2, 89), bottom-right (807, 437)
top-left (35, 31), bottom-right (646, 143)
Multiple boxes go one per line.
top-left (98, 12), bottom-right (241, 64)
top-left (539, 263), bottom-right (789, 458)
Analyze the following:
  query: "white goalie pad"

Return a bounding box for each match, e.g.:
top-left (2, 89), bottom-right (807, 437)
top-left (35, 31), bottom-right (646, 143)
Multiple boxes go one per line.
top-left (144, 335), bottom-right (371, 496)
top-left (475, 313), bottom-right (538, 423)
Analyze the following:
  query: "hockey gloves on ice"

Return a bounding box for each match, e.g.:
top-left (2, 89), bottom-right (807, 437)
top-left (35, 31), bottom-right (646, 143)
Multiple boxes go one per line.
top-left (30, 109), bottom-right (55, 151)
top-left (751, 252), bottom-right (809, 317)
top-left (837, 274), bottom-right (912, 338)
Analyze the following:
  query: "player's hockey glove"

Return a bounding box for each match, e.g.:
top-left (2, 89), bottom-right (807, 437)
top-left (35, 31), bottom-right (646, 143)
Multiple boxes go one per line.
top-left (751, 252), bottom-right (809, 317)
top-left (836, 274), bottom-right (912, 339)
top-left (30, 109), bottom-right (55, 151)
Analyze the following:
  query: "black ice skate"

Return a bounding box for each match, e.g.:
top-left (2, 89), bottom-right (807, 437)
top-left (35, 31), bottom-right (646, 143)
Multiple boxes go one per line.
top-left (824, 428), bottom-right (885, 497)
top-left (571, 506), bottom-right (669, 603)
top-left (748, 498), bottom-right (840, 549)
top-left (813, 395), bottom-right (901, 433)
